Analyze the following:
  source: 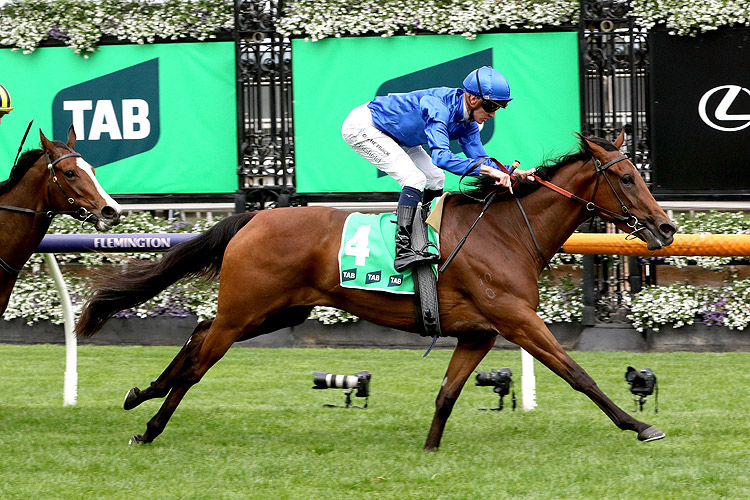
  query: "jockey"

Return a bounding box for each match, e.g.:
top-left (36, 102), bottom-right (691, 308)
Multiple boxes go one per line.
top-left (0, 84), bottom-right (13, 124)
top-left (342, 66), bottom-right (523, 272)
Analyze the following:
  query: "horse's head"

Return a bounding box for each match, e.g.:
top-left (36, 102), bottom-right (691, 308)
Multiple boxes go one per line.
top-left (40, 125), bottom-right (122, 231)
top-left (583, 131), bottom-right (675, 250)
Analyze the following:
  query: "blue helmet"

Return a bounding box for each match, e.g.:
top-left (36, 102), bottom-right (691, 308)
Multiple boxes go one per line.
top-left (462, 66), bottom-right (512, 102)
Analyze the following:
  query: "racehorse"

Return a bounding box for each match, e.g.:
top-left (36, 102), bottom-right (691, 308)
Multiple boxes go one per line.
top-left (76, 132), bottom-right (676, 449)
top-left (0, 126), bottom-right (121, 316)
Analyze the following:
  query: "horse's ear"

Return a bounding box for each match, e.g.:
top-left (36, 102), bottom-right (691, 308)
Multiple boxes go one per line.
top-left (614, 129), bottom-right (625, 149)
top-left (39, 129), bottom-right (55, 153)
top-left (583, 136), bottom-right (607, 156)
top-left (67, 124), bottom-right (76, 150)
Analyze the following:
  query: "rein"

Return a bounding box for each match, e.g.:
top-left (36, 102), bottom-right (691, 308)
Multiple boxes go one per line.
top-left (440, 152), bottom-right (644, 273)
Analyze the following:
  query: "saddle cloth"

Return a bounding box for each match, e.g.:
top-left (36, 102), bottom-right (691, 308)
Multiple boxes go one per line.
top-left (338, 211), bottom-right (439, 294)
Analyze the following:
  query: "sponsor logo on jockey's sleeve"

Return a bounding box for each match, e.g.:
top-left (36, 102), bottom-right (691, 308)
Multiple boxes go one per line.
top-left (52, 58), bottom-right (160, 166)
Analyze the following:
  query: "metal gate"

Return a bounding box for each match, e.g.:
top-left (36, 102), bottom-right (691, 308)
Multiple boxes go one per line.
top-left (578, 0), bottom-right (651, 324)
top-left (234, 0), bottom-right (295, 211)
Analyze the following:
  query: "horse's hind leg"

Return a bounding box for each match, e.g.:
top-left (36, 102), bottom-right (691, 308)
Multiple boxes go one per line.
top-left (129, 320), bottom-right (239, 445)
top-left (125, 306), bottom-right (314, 411)
top-left (128, 306), bottom-right (314, 444)
top-left (124, 320), bottom-right (213, 410)
top-left (130, 383), bottom-right (193, 445)
top-left (424, 334), bottom-right (497, 451)
top-left (508, 311), bottom-right (664, 442)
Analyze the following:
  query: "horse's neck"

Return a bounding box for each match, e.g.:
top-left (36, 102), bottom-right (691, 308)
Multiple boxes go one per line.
top-left (471, 168), bottom-right (594, 273)
top-left (0, 166), bottom-right (52, 268)
top-left (508, 164), bottom-right (597, 265)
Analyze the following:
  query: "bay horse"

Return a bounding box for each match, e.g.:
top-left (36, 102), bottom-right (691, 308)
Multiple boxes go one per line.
top-left (76, 132), bottom-right (676, 449)
top-left (0, 126), bottom-right (121, 316)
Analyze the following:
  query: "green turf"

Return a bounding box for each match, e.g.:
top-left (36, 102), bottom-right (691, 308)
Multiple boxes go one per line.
top-left (1, 345), bottom-right (749, 499)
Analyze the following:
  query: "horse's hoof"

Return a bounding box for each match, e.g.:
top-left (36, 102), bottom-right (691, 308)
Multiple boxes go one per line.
top-left (129, 434), bottom-right (147, 445)
top-left (123, 387), bottom-right (140, 410)
top-left (638, 426), bottom-right (665, 442)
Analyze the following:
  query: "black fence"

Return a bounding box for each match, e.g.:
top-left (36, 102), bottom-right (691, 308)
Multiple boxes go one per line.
top-left (234, 0), bottom-right (295, 212)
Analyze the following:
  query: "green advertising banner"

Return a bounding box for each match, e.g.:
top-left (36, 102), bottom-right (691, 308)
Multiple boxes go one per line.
top-left (293, 32), bottom-right (581, 193)
top-left (0, 42), bottom-right (237, 195)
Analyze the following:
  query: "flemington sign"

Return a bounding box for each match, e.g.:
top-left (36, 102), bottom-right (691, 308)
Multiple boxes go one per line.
top-left (36, 234), bottom-right (198, 253)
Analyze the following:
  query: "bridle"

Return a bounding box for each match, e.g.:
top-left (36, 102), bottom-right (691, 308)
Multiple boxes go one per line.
top-left (532, 154), bottom-right (645, 239)
top-left (441, 153), bottom-right (646, 273)
top-left (0, 150), bottom-right (99, 276)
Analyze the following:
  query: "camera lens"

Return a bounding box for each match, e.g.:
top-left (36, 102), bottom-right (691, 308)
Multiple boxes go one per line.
top-left (312, 372), bottom-right (359, 389)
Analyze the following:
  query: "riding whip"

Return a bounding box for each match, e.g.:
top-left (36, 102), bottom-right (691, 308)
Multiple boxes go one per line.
top-left (13, 119), bottom-right (33, 167)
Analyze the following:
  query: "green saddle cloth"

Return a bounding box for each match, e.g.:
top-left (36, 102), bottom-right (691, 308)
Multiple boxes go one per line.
top-left (338, 212), bottom-right (439, 294)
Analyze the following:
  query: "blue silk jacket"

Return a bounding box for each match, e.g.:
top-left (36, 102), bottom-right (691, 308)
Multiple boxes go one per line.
top-left (367, 87), bottom-right (495, 176)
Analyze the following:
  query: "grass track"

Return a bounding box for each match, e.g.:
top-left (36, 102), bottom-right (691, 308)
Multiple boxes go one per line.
top-left (1, 345), bottom-right (749, 499)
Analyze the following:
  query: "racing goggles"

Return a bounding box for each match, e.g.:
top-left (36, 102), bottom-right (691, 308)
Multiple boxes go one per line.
top-left (480, 99), bottom-right (508, 113)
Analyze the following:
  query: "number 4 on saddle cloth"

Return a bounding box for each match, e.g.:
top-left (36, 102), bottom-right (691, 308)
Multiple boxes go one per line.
top-left (338, 211), bottom-right (439, 293)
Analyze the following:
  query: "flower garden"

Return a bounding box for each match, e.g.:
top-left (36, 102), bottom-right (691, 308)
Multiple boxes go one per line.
top-left (1, 1), bottom-right (748, 56)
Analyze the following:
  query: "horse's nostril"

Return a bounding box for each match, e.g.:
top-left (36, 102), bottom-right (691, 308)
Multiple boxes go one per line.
top-left (101, 205), bottom-right (118, 219)
top-left (660, 222), bottom-right (676, 238)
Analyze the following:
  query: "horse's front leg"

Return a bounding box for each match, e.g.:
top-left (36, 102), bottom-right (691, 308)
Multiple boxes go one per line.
top-left (424, 333), bottom-right (497, 451)
top-left (506, 310), bottom-right (664, 442)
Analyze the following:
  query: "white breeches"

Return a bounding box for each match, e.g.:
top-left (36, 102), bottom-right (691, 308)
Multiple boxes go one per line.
top-left (341, 104), bottom-right (445, 192)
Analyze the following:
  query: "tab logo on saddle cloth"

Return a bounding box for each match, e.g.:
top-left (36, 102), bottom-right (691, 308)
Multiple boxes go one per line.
top-left (338, 212), bottom-right (438, 294)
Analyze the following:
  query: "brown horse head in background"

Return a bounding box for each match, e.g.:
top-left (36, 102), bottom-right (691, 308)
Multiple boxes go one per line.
top-left (0, 125), bottom-right (121, 315)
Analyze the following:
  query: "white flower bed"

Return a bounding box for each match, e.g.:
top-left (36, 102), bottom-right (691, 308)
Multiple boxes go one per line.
top-left (1, 1), bottom-right (749, 55)
top-left (0, 0), bottom-right (233, 56)
top-left (628, 281), bottom-right (750, 332)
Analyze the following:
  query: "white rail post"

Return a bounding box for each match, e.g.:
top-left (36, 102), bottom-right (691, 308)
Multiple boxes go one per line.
top-left (43, 253), bottom-right (77, 406)
top-left (521, 348), bottom-right (537, 410)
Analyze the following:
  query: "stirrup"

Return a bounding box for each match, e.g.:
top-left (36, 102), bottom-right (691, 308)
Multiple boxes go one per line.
top-left (394, 249), bottom-right (439, 272)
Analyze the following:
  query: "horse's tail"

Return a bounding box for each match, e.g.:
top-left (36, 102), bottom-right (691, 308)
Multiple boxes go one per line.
top-left (75, 212), bottom-right (257, 338)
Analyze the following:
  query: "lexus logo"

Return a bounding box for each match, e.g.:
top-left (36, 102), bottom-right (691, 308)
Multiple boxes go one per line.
top-left (698, 85), bottom-right (750, 132)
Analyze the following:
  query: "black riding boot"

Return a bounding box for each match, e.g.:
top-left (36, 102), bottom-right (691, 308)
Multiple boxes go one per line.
top-left (394, 204), bottom-right (440, 272)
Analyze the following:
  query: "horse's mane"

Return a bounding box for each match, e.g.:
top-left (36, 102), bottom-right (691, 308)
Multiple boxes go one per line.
top-left (0, 140), bottom-right (70, 195)
top-left (456, 134), bottom-right (619, 204)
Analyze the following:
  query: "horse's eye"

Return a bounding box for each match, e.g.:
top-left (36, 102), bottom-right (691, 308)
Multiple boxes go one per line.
top-left (621, 175), bottom-right (634, 185)
top-left (64, 170), bottom-right (76, 179)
